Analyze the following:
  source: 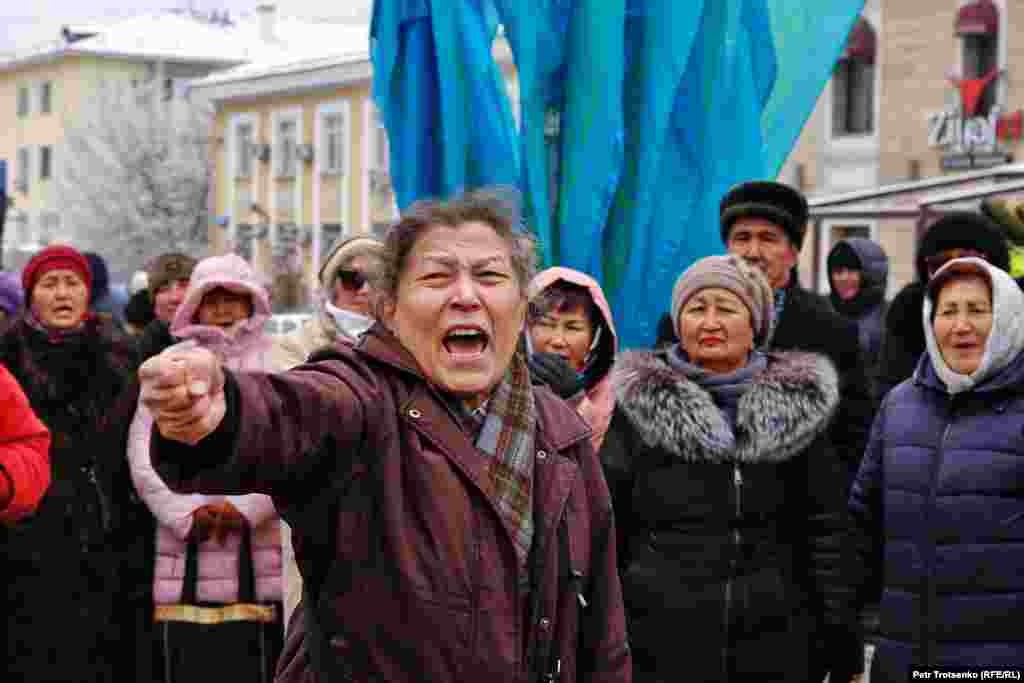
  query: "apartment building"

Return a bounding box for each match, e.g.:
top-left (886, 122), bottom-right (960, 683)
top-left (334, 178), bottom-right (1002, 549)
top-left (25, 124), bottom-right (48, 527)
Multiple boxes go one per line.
top-left (0, 6), bottom-right (340, 273)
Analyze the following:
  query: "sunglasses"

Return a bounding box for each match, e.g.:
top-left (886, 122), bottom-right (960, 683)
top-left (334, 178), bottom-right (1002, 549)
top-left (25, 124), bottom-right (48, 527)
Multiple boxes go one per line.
top-left (337, 269), bottom-right (368, 291)
top-left (925, 249), bottom-right (988, 276)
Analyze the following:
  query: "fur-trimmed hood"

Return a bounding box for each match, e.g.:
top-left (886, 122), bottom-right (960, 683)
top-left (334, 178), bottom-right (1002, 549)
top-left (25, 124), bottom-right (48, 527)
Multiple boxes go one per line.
top-left (612, 349), bottom-right (839, 463)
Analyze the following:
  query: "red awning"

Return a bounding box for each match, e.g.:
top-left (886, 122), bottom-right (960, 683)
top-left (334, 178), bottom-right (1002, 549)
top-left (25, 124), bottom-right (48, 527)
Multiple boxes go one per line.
top-left (842, 18), bottom-right (876, 63)
top-left (956, 0), bottom-right (999, 36)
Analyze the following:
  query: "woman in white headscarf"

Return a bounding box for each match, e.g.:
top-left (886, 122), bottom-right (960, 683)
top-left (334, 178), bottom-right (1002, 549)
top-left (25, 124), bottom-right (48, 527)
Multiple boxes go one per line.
top-left (850, 257), bottom-right (1024, 680)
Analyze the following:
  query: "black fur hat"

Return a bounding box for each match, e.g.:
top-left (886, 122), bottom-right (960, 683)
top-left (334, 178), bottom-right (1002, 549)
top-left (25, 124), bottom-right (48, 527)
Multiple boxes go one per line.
top-left (720, 180), bottom-right (809, 249)
top-left (916, 211), bottom-right (1009, 280)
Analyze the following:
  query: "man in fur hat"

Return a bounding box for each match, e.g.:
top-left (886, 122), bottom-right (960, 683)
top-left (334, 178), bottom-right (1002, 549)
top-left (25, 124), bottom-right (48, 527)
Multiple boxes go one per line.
top-left (721, 180), bottom-right (874, 486)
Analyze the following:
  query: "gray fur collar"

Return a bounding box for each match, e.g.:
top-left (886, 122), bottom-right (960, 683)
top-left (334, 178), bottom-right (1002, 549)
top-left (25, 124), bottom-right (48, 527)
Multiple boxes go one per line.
top-left (612, 350), bottom-right (839, 463)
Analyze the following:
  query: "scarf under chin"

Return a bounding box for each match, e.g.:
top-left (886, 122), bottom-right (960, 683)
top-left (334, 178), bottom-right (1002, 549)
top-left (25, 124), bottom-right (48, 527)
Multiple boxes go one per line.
top-left (667, 345), bottom-right (767, 429)
top-left (324, 300), bottom-right (375, 340)
top-left (464, 350), bottom-right (536, 567)
top-left (24, 307), bottom-right (91, 344)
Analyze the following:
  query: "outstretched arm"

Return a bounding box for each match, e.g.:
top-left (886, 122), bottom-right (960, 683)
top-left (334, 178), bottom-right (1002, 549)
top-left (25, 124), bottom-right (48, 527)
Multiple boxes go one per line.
top-left (140, 346), bottom-right (379, 503)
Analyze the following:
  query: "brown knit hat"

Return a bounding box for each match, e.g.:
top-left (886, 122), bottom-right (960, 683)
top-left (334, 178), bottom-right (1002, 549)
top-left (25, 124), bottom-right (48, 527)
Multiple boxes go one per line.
top-left (147, 253), bottom-right (197, 300)
top-left (670, 254), bottom-right (774, 345)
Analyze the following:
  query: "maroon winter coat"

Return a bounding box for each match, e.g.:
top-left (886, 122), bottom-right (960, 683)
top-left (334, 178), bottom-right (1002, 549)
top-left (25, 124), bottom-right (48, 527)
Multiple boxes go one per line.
top-left (153, 327), bottom-right (631, 683)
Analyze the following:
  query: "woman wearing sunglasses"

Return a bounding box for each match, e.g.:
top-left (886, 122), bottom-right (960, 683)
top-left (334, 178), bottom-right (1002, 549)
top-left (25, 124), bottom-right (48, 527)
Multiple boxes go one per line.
top-left (875, 212), bottom-right (1010, 401)
top-left (271, 235), bottom-right (385, 369)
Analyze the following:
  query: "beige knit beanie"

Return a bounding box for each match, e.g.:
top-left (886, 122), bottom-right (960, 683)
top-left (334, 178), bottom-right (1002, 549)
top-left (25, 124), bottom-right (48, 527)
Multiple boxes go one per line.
top-left (670, 254), bottom-right (774, 345)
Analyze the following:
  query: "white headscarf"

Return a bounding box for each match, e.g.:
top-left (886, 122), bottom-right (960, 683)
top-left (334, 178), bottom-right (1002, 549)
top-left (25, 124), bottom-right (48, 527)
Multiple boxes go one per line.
top-left (923, 257), bottom-right (1024, 394)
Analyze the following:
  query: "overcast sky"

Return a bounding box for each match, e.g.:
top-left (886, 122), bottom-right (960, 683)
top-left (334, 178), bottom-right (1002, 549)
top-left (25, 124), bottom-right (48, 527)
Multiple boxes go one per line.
top-left (1, 0), bottom-right (372, 53)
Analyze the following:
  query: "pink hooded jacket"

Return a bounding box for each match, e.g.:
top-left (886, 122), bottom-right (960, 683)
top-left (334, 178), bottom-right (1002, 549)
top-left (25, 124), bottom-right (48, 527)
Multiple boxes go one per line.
top-left (528, 267), bottom-right (619, 453)
top-left (128, 254), bottom-right (285, 605)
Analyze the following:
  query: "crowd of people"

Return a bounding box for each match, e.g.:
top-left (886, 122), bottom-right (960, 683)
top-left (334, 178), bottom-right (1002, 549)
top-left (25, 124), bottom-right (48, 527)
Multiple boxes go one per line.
top-left (1, 180), bottom-right (1022, 682)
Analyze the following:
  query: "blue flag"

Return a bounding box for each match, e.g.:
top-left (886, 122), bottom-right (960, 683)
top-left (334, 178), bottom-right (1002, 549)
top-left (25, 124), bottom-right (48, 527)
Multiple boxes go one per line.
top-left (370, 0), bottom-right (520, 209)
top-left (602, 0), bottom-right (865, 346)
top-left (371, 0), bottom-right (865, 347)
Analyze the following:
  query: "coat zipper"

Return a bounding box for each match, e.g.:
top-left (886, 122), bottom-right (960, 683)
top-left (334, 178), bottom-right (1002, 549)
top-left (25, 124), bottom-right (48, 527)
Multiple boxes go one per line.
top-left (922, 398), bottom-right (954, 664)
top-left (723, 463), bottom-right (744, 681)
top-left (85, 464), bottom-right (113, 533)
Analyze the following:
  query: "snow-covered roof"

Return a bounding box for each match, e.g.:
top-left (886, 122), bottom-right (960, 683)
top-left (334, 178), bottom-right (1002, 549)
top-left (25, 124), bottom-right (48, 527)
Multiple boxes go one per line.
top-left (0, 10), bottom-right (355, 74)
top-left (189, 22), bottom-right (370, 89)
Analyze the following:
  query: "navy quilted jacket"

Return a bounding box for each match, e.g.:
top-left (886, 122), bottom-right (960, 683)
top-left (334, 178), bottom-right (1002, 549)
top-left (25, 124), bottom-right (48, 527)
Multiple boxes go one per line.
top-left (850, 349), bottom-right (1024, 679)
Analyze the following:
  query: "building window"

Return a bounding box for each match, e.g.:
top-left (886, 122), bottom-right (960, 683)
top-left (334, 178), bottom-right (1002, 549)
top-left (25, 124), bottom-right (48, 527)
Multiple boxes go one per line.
top-left (961, 34), bottom-right (998, 116)
top-left (373, 109), bottom-right (390, 174)
top-left (321, 223), bottom-right (343, 249)
top-left (39, 146), bottom-right (52, 181)
top-left (236, 123), bottom-right (254, 178)
top-left (17, 86), bottom-right (29, 117)
top-left (276, 119), bottom-right (297, 178)
top-left (16, 147), bottom-right (30, 194)
top-left (368, 107), bottom-right (392, 197)
top-left (322, 112), bottom-right (345, 175)
top-left (233, 224), bottom-right (255, 263)
top-left (40, 82), bottom-right (52, 114)
top-left (832, 18), bottom-right (876, 137)
top-left (955, 1), bottom-right (1000, 117)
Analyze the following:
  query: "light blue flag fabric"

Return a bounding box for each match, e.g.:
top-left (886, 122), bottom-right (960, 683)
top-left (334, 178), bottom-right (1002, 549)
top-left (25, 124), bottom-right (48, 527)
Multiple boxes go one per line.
top-left (488, 0), bottom-right (568, 268)
top-left (602, 0), bottom-right (864, 346)
top-left (370, 0), bottom-right (864, 347)
top-left (370, 0), bottom-right (520, 210)
top-left (554, 0), bottom-right (626, 277)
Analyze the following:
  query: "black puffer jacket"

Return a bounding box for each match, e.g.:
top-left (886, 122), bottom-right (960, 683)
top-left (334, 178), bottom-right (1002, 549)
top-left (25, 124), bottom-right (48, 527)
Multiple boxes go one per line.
top-left (600, 349), bottom-right (861, 683)
top-left (0, 316), bottom-right (153, 683)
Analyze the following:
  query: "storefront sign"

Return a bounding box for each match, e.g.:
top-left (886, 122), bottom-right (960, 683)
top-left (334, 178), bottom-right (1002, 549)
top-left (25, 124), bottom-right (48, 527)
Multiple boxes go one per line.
top-left (928, 105), bottom-right (1005, 154)
top-left (928, 68), bottom-right (1020, 169)
top-left (941, 151), bottom-right (1011, 171)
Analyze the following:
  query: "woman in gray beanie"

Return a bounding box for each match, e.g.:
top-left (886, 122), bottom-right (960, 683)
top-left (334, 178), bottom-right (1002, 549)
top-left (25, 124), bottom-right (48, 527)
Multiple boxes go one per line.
top-left (600, 254), bottom-right (863, 682)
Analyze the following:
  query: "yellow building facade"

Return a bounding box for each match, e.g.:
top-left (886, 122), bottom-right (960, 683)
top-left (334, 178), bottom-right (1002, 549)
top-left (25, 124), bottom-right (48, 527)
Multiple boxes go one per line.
top-left (195, 55), bottom-right (397, 311)
top-left (195, 45), bottom-right (518, 311)
top-left (0, 7), bottom-right (341, 274)
top-left (0, 55), bottom-right (162, 266)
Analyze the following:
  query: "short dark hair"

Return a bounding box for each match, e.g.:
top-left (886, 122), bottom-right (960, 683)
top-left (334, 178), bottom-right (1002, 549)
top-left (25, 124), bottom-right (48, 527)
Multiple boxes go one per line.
top-left (528, 280), bottom-right (600, 328)
top-left (375, 188), bottom-right (537, 306)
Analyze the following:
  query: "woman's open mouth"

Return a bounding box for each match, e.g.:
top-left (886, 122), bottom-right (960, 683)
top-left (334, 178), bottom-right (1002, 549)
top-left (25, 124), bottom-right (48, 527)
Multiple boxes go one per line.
top-left (443, 326), bottom-right (490, 360)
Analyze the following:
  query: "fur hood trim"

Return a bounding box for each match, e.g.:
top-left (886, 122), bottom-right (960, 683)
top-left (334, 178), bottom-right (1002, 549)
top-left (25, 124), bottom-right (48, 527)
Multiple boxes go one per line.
top-left (612, 350), bottom-right (839, 463)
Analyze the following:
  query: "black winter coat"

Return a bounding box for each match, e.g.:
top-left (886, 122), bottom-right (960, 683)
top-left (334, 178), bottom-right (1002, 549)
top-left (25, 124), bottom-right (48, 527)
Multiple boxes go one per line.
top-left (0, 316), bottom-right (154, 683)
top-left (136, 317), bottom-right (178, 368)
top-left (828, 237), bottom-right (890, 389)
top-left (600, 350), bottom-right (861, 683)
top-left (771, 280), bottom-right (876, 489)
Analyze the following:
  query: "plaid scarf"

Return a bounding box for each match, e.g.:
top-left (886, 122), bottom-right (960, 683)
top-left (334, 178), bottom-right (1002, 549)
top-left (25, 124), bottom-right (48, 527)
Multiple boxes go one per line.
top-left (467, 349), bottom-right (537, 567)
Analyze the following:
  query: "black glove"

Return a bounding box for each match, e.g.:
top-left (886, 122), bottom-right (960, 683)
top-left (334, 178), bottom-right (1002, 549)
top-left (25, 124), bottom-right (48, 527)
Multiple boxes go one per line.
top-left (528, 352), bottom-right (584, 400)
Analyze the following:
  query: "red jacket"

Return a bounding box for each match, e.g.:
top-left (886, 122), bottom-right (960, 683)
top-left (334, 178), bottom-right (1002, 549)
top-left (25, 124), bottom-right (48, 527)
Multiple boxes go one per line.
top-left (0, 363), bottom-right (51, 522)
top-left (154, 328), bottom-right (631, 683)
